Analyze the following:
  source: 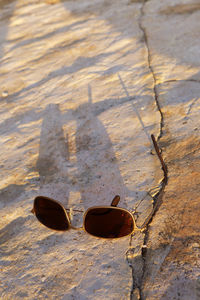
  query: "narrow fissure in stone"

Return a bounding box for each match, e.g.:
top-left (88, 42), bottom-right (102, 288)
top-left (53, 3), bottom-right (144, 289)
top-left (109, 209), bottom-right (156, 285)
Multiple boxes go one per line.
top-left (139, 0), bottom-right (164, 140)
top-left (127, 1), bottom-right (169, 299)
top-left (140, 178), bottom-right (167, 300)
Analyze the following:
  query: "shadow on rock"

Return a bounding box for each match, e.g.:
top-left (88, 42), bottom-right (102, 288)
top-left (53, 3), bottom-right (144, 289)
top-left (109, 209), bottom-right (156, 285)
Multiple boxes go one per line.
top-left (0, 183), bottom-right (27, 206)
top-left (0, 216), bottom-right (28, 249)
top-left (36, 103), bottom-right (69, 182)
top-left (74, 85), bottom-right (136, 208)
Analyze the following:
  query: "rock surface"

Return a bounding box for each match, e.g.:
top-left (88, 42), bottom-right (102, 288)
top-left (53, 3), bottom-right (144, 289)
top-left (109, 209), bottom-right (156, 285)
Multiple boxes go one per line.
top-left (0, 0), bottom-right (199, 299)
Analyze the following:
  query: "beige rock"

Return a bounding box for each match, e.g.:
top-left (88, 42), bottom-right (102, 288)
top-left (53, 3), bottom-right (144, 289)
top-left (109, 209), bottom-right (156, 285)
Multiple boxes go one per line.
top-left (143, 0), bottom-right (200, 82)
top-left (139, 0), bottom-right (200, 297)
top-left (1, 0), bottom-right (199, 299)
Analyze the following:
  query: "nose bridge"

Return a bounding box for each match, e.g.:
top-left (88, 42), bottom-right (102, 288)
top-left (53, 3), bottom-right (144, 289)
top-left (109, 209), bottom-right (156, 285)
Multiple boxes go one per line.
top-left (68, 208), bottom-right (84, 230)
top-left (70, 225), bottom-right (84, 231)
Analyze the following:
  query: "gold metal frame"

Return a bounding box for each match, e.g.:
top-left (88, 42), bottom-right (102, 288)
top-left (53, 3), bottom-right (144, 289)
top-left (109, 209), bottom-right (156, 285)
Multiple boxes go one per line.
top-left (82, 205), bottom-right (137, 239)
top-left (31, 196), bottom-right (137, 238)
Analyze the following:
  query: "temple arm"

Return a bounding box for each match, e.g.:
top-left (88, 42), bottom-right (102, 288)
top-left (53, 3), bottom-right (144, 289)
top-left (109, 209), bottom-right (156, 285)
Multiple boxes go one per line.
top-left (111, 195), bottom-right (120, 207)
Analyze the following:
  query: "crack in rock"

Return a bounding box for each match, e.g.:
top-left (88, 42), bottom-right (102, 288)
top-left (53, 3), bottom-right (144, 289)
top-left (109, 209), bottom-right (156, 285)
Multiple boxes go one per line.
top-left (138, 0), bottom-right (164, 141)
top-left (127, 1), bottom-right (168, 299)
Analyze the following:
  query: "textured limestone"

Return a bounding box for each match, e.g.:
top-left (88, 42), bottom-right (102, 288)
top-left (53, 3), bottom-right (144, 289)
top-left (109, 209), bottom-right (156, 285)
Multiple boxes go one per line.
top-left (1, 0), bottom-right (199, 299)
top-left (140, 81), bottom-right (200, 300)
top-left (138, 1), bottom-right (200, 299)
top-left (143, 0), bottom-right (200, 83)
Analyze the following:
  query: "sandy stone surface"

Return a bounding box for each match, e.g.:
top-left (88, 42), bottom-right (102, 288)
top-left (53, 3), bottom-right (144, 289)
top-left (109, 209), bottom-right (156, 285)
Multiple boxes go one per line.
top-left (0, 0), bottom-right (199, 299)
top-left (136, 1), bottom-right (200, 299)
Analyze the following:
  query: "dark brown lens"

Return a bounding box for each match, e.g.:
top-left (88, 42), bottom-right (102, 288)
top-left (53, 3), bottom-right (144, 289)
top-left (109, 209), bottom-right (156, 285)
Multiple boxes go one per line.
top-left (84, 207), bottom-right (134, 238)
top-left (34, 196), bottom-right (69, 231)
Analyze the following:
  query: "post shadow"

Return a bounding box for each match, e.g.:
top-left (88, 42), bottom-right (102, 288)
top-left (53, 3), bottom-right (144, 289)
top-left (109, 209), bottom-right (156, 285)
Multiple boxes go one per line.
top-left (0, 0), bottom-right (16, 58)
top-left (36, 103), bottom-right (70, 205)
top-left (74, 84), bottom-right (135, 209)
top-left (0, 183), bottom-right (27, 207)
top-left (0, 0), bottom-right (17, 100)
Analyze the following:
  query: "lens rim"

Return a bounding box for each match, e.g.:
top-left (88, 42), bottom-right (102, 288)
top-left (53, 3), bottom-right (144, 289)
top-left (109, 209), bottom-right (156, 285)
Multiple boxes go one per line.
top-left (33, 196), bottom-right (71, 231)
top-left (83, 206), bottom-right (136, 239)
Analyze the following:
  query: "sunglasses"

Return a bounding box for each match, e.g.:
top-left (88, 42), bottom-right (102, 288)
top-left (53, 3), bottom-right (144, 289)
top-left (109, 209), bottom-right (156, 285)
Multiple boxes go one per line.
top-left (31, 134), bottom-right (167, 239)
top-left (31, 195), bottom-right (136, 239)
